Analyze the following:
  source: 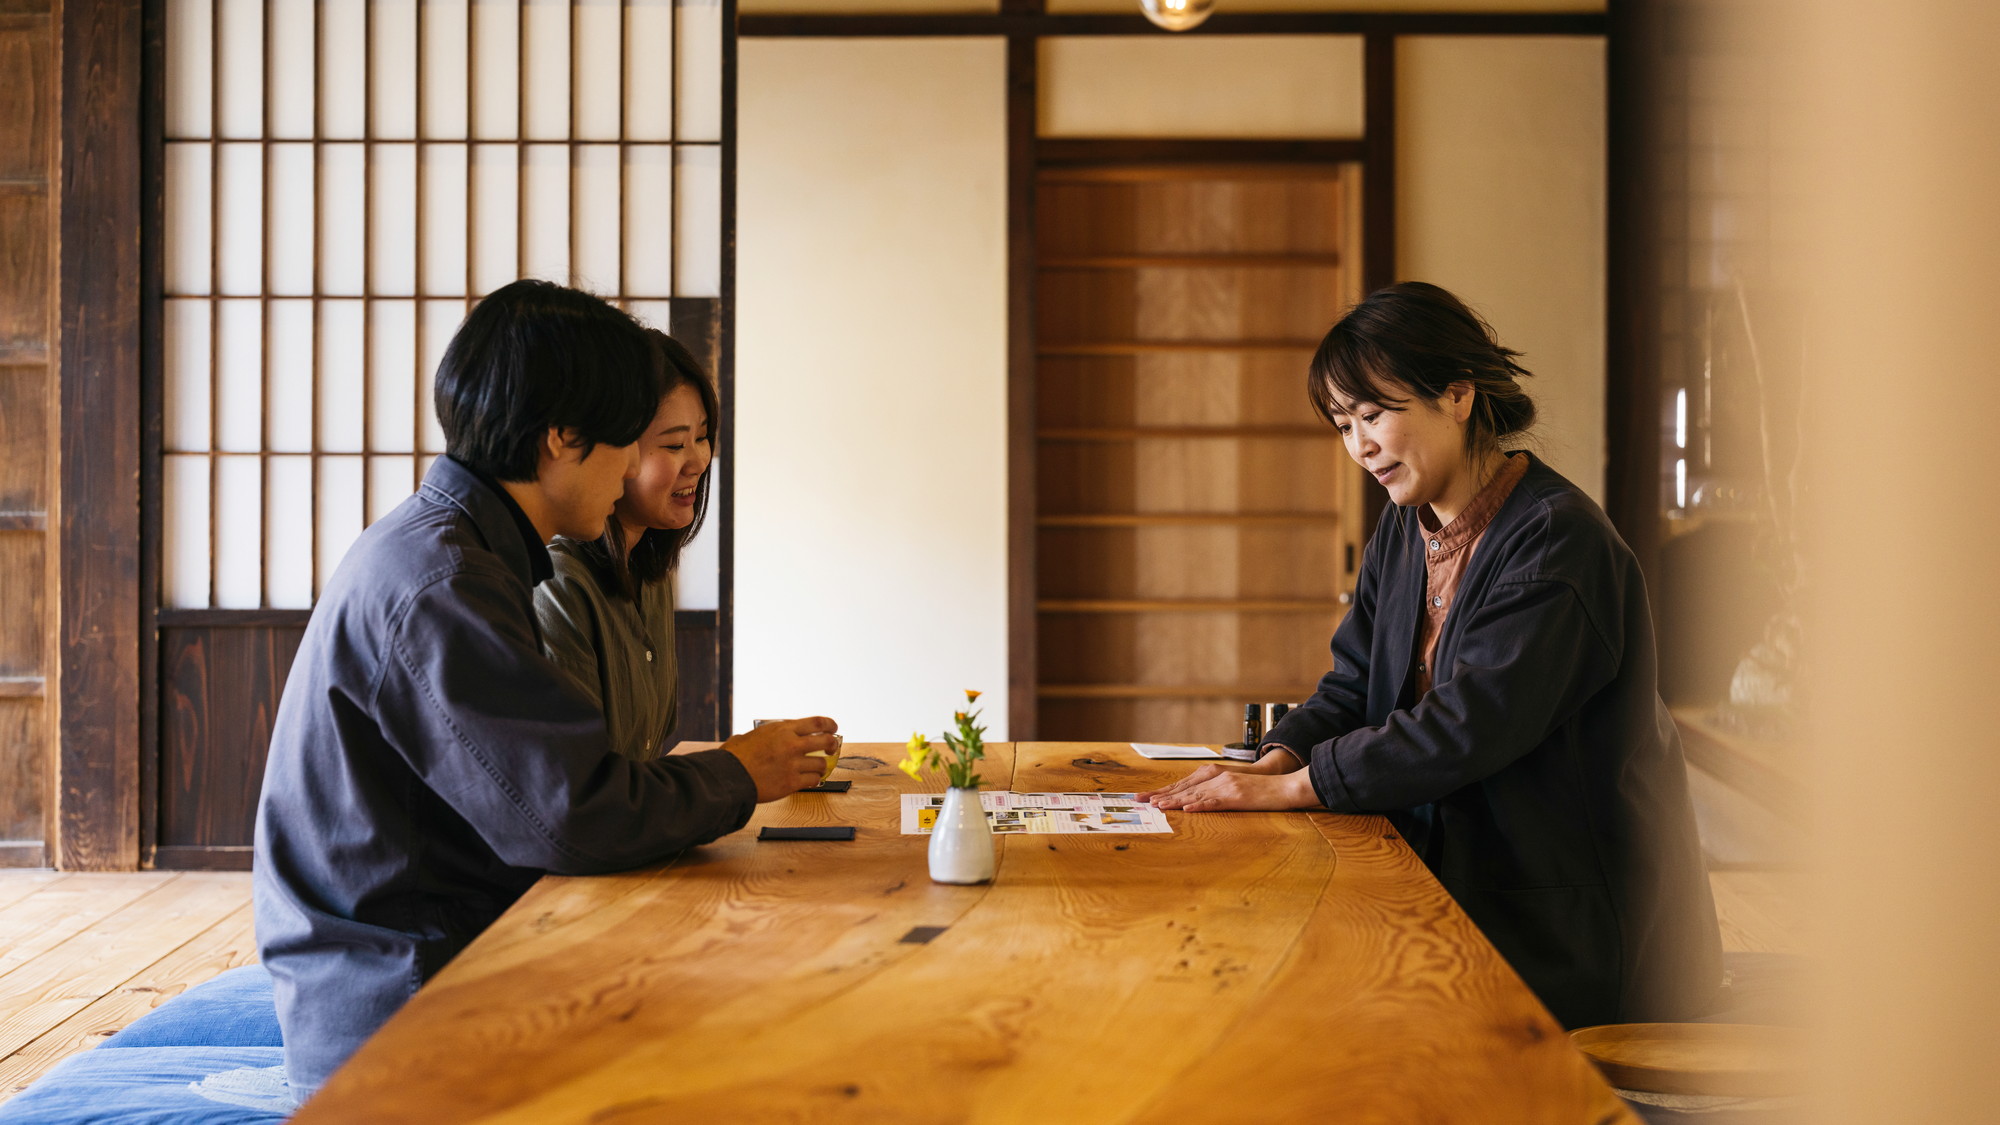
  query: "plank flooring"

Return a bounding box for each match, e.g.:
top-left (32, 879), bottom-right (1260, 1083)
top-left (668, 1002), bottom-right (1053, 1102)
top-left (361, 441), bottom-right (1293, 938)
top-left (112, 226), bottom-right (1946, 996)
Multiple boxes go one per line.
top-left (0, 871), bottom-right (254, 1104)
top-left (0, 866), bottom-right (1801, 1105)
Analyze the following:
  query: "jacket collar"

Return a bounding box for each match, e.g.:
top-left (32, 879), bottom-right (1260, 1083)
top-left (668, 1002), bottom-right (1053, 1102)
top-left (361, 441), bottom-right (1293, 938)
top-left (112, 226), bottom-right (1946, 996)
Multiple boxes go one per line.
top-left (420, 456), bottom-right (555, 588)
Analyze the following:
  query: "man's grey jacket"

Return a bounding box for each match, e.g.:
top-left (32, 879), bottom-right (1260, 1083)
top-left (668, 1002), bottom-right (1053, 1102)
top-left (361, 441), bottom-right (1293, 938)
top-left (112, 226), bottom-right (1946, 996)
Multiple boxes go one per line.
top-left (253, 456), bottom-right (756, 1096)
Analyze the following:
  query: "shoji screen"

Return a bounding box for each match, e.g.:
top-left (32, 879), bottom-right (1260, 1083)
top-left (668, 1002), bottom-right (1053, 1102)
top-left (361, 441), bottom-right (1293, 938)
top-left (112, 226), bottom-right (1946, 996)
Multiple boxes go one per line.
top-left (162, 0), bottom-right (724, 611)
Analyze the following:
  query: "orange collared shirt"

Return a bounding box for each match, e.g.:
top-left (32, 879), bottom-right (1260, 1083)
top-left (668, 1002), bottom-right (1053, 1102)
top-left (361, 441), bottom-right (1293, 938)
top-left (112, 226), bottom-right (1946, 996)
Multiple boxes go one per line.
top-left (1415, 452), bottom-right (1530, 695)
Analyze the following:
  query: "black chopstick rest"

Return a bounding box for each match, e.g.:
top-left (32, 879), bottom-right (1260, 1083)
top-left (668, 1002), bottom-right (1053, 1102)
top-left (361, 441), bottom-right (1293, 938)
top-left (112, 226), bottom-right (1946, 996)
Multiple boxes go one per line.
top-left (799, 780), bottom-right (852, 793)
top-left (758, 826), bottom-right (856, 841)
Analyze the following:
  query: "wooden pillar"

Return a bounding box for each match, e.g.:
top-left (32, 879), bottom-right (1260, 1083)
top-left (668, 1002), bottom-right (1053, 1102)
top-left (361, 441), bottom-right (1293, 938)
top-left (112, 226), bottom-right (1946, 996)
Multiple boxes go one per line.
top-left (56, 0), bottom-right (144, 870)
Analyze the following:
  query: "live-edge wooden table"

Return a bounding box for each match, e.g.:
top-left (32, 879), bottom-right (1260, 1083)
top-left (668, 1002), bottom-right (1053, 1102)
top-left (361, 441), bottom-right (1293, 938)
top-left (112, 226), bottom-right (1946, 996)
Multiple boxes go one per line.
top-left (294, 743), bottom-right (1636, 1124)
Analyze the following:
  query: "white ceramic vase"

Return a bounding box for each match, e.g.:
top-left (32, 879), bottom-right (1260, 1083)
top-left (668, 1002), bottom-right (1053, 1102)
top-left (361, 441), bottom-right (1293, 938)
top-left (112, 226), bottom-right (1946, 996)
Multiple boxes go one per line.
top-left (928, 786), bottom-right (996, 885)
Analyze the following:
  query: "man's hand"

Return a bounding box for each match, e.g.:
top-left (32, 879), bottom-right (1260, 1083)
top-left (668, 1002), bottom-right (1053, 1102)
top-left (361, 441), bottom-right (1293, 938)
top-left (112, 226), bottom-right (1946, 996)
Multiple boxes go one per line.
top-left (723, 716), bottom-right (840, 802)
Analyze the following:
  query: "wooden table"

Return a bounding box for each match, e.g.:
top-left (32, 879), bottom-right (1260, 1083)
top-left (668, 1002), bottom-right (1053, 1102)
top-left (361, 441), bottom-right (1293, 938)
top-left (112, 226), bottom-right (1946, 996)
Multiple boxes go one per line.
top-left (296, 743), bottom-right (1635, 1124)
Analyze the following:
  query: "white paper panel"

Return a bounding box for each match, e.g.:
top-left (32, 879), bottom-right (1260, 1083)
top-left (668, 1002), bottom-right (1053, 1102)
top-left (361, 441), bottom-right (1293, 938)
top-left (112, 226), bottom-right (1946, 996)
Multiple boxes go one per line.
top-left (216, 299), bottom-right (264, 452)
top-left (268, 299), bottom-right (315, 452)
top-left (215, 0), bottom-right (263, 138)
top-left (471, 144), bottom-right (520, 294)
top-left (523, 0), bottom-right (572, 140)
top-left (268, 0), bottom-right (316, 139)
top-left (370, 301), bottom-right (418, 453)
top-left (166, 0), bottom-right (214, 139)
top-left (216, 143), bottom-right (264, 295)
top-left (369, 456), bottom-right (419, 523)
top-left (420, 300), bottom-right (464, 453)
top-left (675, 452), bottom-right (719, 609)
top-left (625, 0), bottom-right (673, 141)
top-left (266, 455), bottom-right (315, 608)
top-left (625, 147), bottom-right (673, 296)
top-left (316, 456), bottom-right (364, 594)
top-left (320, 144), bottom-right (367, 295)
top-left (471, 0), bottom-right (520, 140)
top-left (165, 143), bottom-right (212, 296)
top-left (164, 299), bottom-right (213, 452)
top-left (575, 0), bottom-right (624, 141)
top-left (318, 300), bottom-right (366, 452)
top-left (214, 455), bottom-right (264, 608)
top-left (372, 144), bottom-right (419, 296)
top-left (676, 0), bottom-right (723, 142)
top-left (625, 299), bottom-right (671, 333)
top-left (675, 145), bottom-right (720, 297)
top-left (164, 455), bottom-right (213, 609)
top-left (321, 0), bottom-right (367, 139)
top-left (423, 0), bottom-right (470, 139)
top-left (574, 145), bottom-right (621, 293)
top-left (268, 143), bottom-right (316, 296)
top-left (420, 145), bottom-right (469, 296)
top-left (522, 144), bottom-right (571, 282)
top-left (373, 0), bottom-right (420, 140)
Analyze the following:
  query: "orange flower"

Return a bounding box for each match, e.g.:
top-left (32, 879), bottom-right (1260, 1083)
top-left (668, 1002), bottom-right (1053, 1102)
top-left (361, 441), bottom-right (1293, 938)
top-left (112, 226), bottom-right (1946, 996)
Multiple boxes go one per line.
top-left (964, 689), bottom-right (982, 703)
top-left (954, 711), bottom-right (967, 723)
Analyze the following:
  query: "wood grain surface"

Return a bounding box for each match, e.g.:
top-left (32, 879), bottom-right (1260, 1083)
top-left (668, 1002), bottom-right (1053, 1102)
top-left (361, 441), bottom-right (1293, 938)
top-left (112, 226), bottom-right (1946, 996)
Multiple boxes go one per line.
top-left (297, 743), bottom-right (1635, 1124)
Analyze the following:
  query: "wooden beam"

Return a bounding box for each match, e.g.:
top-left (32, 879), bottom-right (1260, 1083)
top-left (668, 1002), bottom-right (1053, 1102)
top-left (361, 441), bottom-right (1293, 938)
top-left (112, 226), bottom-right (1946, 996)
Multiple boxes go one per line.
top-left (739, 11), bottom-right (1607, 38)
top-left (1038, 138), bottom-right (1366, 169)
top-left (1005, 7), bottom-right (1040, 741)
top-left (1604, 0), bottom-right (1664, 590)
top-left (57, 0), bottom-right (144, 871)
top-left (1358, 31), bottom-right (1396, 533)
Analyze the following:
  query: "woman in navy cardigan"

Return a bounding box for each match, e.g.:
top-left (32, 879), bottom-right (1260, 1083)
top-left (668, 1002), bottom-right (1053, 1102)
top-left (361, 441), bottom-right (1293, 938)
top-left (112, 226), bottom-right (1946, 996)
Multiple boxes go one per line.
top-left (1142, 282), bottom-right (1721, 1029)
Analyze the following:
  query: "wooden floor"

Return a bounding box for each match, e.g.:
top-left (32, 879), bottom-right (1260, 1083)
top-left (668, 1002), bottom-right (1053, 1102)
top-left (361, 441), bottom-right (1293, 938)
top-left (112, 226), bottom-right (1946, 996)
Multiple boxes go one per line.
top-left (0, 871), bottom-right (256, 1104)
top-left (0, 866), bottom-right (1803, 1104)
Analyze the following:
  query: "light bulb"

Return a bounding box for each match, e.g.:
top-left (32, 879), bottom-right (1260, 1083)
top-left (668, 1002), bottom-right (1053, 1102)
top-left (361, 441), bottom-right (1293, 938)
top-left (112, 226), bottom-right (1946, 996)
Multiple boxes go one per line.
top-left (1140, 0), bottom-right (1214, 32)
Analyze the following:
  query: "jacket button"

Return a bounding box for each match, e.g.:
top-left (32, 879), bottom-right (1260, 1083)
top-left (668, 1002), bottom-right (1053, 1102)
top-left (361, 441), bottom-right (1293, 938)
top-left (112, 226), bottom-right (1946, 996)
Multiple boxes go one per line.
top-left (645, 650), bottom-right (654, 662)
top-left (1431, 596), bottom-right (1443, 607)
top-left (1429, 539), bottom-right (1440, 551)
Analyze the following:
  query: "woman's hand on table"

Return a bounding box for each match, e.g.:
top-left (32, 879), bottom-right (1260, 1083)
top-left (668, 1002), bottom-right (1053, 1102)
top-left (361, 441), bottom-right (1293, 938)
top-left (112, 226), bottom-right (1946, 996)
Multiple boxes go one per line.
top-left (1137, 747), bottom-right (1320, 812)
top-left (724, 716), bottom-right (840, 801)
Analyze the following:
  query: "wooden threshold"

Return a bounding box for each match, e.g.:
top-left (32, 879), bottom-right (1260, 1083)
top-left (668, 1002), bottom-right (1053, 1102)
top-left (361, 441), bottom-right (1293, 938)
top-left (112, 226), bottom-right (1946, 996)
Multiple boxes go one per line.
top-left (1039, 513), bottom-right (1340, 528)
top-left (1040, 599), bottom-right (1345, 614)
top-left (1039, 684), bottom-right (1311, 700)
top-left (1038, 426), bottom-right (1333, 441)
top-left (1039, 254), bottom-right (1345, 269)
top-left (1039, 341), bottom-right (1319, 356)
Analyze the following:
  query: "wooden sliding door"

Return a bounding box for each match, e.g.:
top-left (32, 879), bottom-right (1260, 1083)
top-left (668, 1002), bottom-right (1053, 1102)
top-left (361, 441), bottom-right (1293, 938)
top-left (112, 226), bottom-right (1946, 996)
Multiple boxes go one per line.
top-left (1033, 164), bottom-right (1368, 745)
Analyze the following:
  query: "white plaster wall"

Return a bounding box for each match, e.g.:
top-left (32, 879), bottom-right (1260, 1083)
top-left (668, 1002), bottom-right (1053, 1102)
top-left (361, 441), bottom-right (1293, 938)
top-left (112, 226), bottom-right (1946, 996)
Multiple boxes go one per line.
top-left (1039, 36), bottom-right (1365, 139)
top-left (735, 38), bottom-right (1010, 739)
top-left (1397, 36), bottom-right (1607, 502)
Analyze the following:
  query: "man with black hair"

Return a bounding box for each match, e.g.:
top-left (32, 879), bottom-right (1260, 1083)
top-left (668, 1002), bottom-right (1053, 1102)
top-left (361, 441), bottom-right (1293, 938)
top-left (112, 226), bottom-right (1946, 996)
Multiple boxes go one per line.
top-left (252, 279), bottom-right (838, 1099)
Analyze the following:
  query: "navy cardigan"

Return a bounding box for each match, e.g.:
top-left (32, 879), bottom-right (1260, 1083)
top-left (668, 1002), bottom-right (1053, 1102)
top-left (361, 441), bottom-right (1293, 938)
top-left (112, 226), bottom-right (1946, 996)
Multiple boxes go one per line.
top-left (1266, 453), bottom-right (1721, 1028)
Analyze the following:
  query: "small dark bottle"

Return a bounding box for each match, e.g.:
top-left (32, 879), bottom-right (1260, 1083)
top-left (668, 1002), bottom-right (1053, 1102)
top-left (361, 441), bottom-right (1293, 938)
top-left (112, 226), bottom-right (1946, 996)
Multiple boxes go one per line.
top-left (1223, 703), bottom-right (1262, 761)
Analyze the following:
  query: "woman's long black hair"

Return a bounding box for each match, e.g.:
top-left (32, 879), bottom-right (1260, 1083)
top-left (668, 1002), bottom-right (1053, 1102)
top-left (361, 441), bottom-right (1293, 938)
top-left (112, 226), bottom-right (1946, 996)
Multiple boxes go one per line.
top-left (571, 329), bottom-right (719, 600)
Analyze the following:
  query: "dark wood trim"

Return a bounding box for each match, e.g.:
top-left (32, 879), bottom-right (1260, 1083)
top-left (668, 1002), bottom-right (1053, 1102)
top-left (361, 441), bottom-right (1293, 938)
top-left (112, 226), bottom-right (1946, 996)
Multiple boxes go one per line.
top-left (1006, 33), bottom-right (1038, 741)
top-left (718, 0), bottom-right (739, 736)
top-left (739, 12), bottom-right (1606, 38)
top-left (1604, 0), bottom-right (1662, 590)
top-left (57, 0), bottom-right (145, 871)
top-left (0, 842), bottom-right (49, 869)
top-left (139, 0), bottom-right (165, 870)
top-left (0, 678), bottom-right (45, 700)
top-left (1038, 138), bottom-right (1365, 169)
top-left (153, 844), bottom-right (253, 871)
top-left (157, 608), bottom-right (313, 628)
top-left (0, 512), bottom-right (48, 530)
top-left (1358, 31), bottom-right (1396, 533)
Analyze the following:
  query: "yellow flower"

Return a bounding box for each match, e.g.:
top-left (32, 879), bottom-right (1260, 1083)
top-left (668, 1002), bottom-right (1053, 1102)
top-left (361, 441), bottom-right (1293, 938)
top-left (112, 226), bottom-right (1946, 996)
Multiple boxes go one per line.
top-left (906, 732), bottom-right (930, 756)
top-left (965, 689), bottom-right (982, 703)
top-left (898, 757), bottom-right (923, 781)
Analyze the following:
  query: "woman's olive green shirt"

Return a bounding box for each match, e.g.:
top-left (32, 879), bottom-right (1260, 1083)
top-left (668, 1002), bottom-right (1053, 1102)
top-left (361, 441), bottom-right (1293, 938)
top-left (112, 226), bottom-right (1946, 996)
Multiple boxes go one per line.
top-left (533, 538), bottom-right (678, 761)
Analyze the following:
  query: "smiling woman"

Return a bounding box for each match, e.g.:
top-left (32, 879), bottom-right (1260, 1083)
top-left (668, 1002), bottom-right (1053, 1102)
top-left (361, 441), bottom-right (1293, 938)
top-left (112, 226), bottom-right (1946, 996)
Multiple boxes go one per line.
top-left (534, 331), bottom-right (720, 761)
top-left (1142, 282), bottom-right (1721, 1032)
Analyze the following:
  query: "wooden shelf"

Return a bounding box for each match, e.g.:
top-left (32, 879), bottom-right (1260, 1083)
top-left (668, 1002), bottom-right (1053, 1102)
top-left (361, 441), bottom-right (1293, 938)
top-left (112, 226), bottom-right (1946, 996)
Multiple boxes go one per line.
top-left (1040, 599), bottom-right (1345, 614)
top-left (1039, 254), bottom-right (1344, 270)
top-left (1039, 340), bottom-right (1320, 356)
top-left (1038, 512), bottom-right (1341, 528)
top-left (1038, 426), bottom-right (1333, 441)
top-left (1039, 684), bottom-right (1313, 700)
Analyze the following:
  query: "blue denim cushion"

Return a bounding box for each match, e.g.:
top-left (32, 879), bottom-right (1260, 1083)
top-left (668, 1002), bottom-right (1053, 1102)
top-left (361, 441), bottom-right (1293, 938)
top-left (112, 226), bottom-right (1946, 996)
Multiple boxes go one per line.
top-left (0, 1046), bottom-right (291, 1124)
top-left (101, 966), bottom-right (282, 1049)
